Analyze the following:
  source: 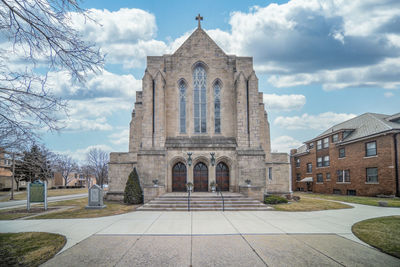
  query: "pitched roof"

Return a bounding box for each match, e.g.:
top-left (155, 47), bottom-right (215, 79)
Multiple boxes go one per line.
top-left (172, 27), bottom-right (226, 57)
top-left (312, 112), bottom-right (400, 144)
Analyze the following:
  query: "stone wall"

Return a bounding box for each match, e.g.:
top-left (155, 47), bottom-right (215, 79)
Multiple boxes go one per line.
top-left (266, 153), bottom-right (292, 194)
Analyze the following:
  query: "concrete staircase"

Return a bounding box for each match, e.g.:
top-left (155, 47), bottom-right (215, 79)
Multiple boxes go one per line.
top-left (137, 192), bottom-right (271, 211)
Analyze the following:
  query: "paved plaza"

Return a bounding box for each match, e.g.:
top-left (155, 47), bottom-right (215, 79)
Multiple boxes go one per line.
top-left (1, 203), bottom-right (400, 266)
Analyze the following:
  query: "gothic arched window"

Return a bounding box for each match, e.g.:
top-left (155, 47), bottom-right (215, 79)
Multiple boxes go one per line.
top-left (214, 81), bottom-right (221, 133)
top-left (179, 80), bottom-right (186, 133)
top-left (193, 65), bottom-right (207, 133)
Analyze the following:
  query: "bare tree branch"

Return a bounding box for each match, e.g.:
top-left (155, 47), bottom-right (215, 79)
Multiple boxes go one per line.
top-left (0, 0), bottom-right (104, 150)
top-left (86, 148), bottom-right (108, 188)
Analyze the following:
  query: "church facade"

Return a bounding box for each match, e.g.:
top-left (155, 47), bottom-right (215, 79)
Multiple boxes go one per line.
top-left (107, 20), bottom-right (291, 202)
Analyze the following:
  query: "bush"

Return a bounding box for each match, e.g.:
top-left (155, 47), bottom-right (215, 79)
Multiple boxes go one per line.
top-left (264, 195), bottom-right (288, 204)
top-left (124, 168), bottom-right (143, 204)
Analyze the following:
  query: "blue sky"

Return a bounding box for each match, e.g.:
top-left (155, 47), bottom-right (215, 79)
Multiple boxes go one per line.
top-left (40, 0), bottom-right (399, 161)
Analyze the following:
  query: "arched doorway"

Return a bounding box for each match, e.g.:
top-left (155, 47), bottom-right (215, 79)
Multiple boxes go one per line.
top-left (216, 162), bottom-right (229, 191)
top-left (194, 162), bottom-right (208, 192)
top-left (172, 162), bottom-right (187, 192)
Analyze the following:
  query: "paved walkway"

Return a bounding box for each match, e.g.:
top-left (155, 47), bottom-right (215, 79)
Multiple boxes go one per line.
top-left (1, 202), bottom-right (399, 266)
top-left (0, 193), bottom-right (87, 210)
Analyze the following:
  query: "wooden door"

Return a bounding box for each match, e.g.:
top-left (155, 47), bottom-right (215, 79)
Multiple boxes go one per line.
top-left (172, 162), bottom-right (187, 192)
top-left (216, 162), bottom-right (229, 191)
top-left (194, 162), bottom-right (208, 192)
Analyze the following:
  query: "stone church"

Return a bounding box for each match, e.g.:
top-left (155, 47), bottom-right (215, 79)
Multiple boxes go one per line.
top-left (107, 17), bottom-right (291, 202)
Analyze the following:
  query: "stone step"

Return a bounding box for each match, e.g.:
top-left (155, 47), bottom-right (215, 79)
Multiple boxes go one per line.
top-left (153, 197), bottom-right (259, 201)
top-left (137, 207), bottom-right (272, 211)
top-left (157, 195), bottom-right (247, 199)
top-left (140, 203), bottom-right (267, 208)
top-left (148, 201), bottom-right (260, 205)
top-left (139, 193), bottom-right (269, 211)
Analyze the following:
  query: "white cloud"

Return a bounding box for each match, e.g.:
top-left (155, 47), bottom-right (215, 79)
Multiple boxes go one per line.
top-left (70, 8), bottom-right (170, 69)
top-left (109, 129), bottom-right (129, 145)
top-left (61, 117), bottom-right (112, 131)
top-left (207, 0), bottom-right (400, 91)
top-left (271, 135), bottom-right (303, 153)
top-left (384, 91), bottom-right (394, 98)
top-left (58, 144), bottom-right (113, 163)
top-left (274, 112), bottom-right (357, 130)
top-left (263, 94), bottom-right (306, 111)
top-left (46, 69), bottom-right (140, 132)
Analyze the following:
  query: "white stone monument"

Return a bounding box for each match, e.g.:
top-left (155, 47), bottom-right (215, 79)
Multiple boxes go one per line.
top-left (86, 184), bottom-right (106, 209)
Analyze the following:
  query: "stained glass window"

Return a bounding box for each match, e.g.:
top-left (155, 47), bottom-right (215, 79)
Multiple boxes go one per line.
top-left (193, 65), bottom-right (207, 133)
top-left (214, 81), bottom-right (221, 133)
top-left (179, 80), bottom-right (186, 133)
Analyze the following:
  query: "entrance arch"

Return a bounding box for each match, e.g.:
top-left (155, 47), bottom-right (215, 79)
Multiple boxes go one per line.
top-left (216, 162), bottom-right (229, 191)
top-left (194, 162), bottom-right (208, 192)
top-left (172, 162), bottom-right (187, 192)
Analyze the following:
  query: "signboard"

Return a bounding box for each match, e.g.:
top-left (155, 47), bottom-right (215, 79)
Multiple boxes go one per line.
top-left (30, 182), bottom-right (45, 202)
top-left (27, 180), bottom-right (47, 211)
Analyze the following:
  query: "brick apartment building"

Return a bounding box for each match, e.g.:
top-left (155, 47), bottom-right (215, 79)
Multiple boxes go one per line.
top-left (290, 113), bottom-right (400, 197)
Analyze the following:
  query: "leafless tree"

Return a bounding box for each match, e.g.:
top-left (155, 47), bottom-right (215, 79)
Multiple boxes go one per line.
top-left (86, 148), bottom-right (108, 188)
top-left (0, 0), bottom-right (104, 149)
top-left (79, 164), bottom-right (94, 188)
top-left (55, 154), bottom-right (77, 187)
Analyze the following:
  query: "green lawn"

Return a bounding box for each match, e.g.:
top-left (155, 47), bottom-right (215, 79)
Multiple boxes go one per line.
top-left (272, 197), bottom-right (352, 211)
top-left (0, 197), bottom-right (138, 220)
top-left (31, 197), bottom-right (138, 219)
top-left (295, 192), bottom-right (400, 207)
top-left (0, 232), bottom-right (66, 266)
top-left (0, 188), bottom-right (88, 202)
top-left (352, 216), bottom-right (400, 258)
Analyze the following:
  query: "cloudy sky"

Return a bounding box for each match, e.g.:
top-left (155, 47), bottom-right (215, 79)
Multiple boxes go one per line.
top-left (40, 0), bottom-right (400, 161)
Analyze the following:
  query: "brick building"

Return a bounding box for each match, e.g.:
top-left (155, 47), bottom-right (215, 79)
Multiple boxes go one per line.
top-left (291, 113), bottom-right (400, 197)
top-left (108, 17), bottom-right (291, 202)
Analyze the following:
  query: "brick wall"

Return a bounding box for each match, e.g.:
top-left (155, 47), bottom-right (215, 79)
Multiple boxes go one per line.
top-left (291, 133), bottom-right (400, 196)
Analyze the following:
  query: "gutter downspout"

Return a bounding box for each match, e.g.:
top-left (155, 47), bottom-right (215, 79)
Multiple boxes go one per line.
top-left (394, 133), bottom-right (399, 197)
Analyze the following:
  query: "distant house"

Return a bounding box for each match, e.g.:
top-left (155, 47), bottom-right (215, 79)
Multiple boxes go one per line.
top-left (53, 172), bottom-right (96, 188)
top-left (290, 113), bottom-right (400, 197)
top-left (0, 149), bottom-right (28, 190)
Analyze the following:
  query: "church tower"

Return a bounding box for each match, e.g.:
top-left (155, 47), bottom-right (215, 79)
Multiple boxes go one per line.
top-left (107, 16), bottom-right (291, 201)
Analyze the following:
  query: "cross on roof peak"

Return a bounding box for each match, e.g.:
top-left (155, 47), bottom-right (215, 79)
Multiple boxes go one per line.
top-left (195, 14), bottom-right (203, 28)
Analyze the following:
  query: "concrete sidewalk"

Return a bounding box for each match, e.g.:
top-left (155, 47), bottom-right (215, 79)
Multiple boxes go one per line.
top-left (42, 234), bottom-right (400, 267)
top-left (1, 203), bottom-right (400, 250)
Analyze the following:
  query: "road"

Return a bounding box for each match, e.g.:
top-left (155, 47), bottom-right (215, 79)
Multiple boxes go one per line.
top-left (0, 193), bottom-right (87, 210)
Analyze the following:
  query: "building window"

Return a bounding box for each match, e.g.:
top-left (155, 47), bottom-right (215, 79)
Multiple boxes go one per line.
top-left (214, 81), bottom-right (221, 133)
top-left (317, 140), bottom-right (322, 150)
top-left (296, 173), bottom-right (301, 181)
top-left (347, 189), bottom-right (356, 196)
top-left (366, 167), bottom-right (378, 183)
top-left (323, 155), bottom-right (330, 167)
top-left (317, 157), bottom-right (323, 167)
top-left (365, 141), bottom-right (377, 157)
top-left (333, 189), bottom-right (341, 195)
top-left (268, 167), bottom-right (272, 180)
top-left (323, 137), bottom-right (329, 148)
top-left (317, 173), bottom-right (323, 183)
top-left (309, 143), bottom-right (314, 149)
top-left (326, 172), bottom-right (331, 181)
top-left (343, 131), bottom-right (351, 139)
top-left (193, 65), bottom-right (207, 133)
top-left (339, 147), bottom-right (345, 158)
top-left (337, 169), bottom-right (350, 183)
top-left (179, 80), bottom-right (186, 133)
top-left (332, 134), bottom-right (339, 143)
top-left (307, 163), bottom-right (312, 173)
top-left (295, 158), bottom-right (300, 167)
